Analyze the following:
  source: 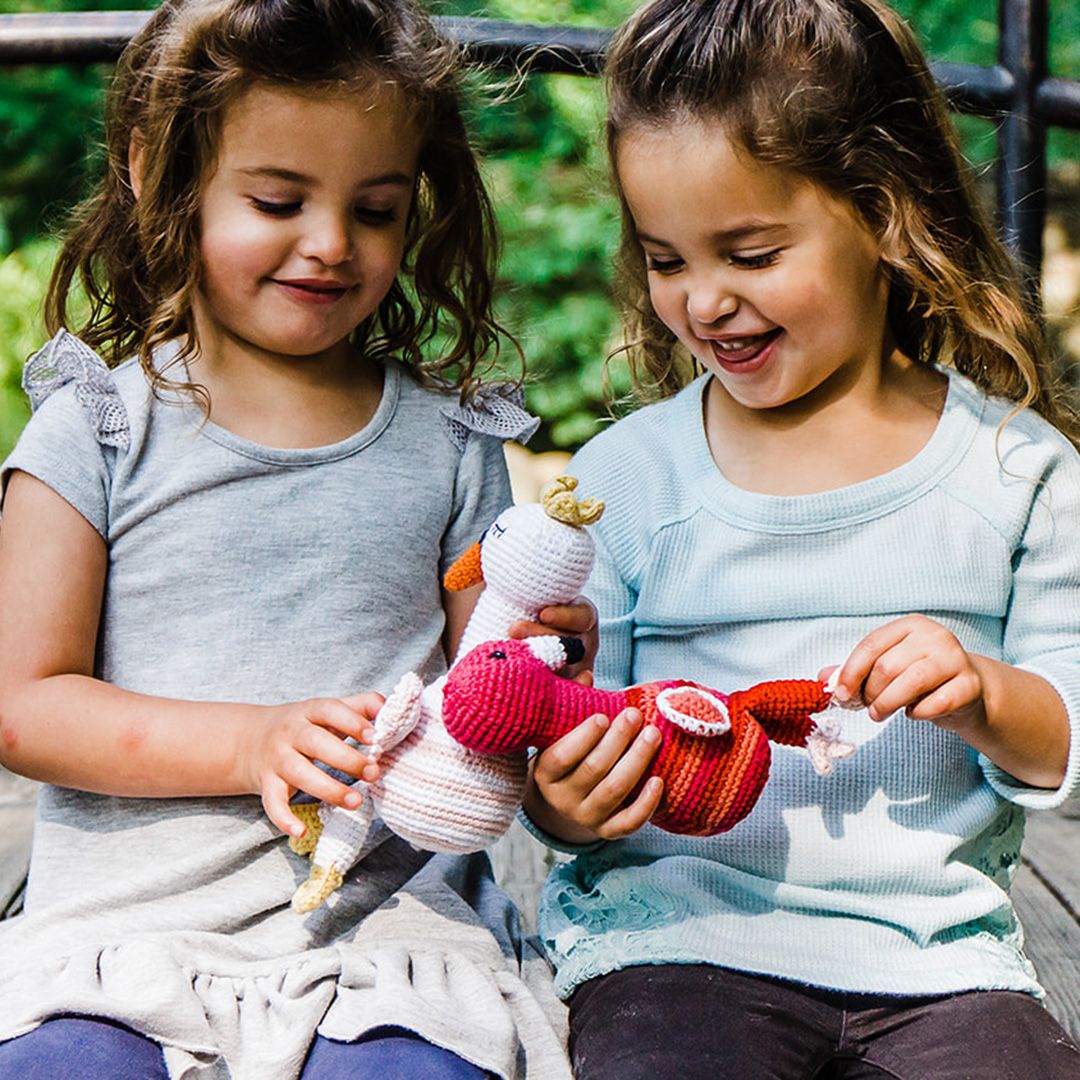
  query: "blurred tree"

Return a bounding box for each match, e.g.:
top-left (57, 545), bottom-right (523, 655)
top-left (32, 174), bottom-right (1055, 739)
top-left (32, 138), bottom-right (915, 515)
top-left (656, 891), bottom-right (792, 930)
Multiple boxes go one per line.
top-left (0, 2), bottom-right (159, 251)
top-left (450, 0), bottom-right (632, 447)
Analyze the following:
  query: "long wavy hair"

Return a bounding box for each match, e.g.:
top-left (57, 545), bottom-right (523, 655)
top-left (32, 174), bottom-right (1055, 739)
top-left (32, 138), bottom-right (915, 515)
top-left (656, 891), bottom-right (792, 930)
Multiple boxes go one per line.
top-left (605, 0), bottom-right (1080, 446)
top-left (46, 0), bottom-right (512, 400)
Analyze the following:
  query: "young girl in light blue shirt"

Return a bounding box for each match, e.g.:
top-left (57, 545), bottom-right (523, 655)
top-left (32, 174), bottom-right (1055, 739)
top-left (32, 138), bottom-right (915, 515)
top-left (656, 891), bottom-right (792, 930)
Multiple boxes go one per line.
top-left (0, 2), bottom-right (582, 1077)
top-left (521, 2), bottom-right (1080, 1077)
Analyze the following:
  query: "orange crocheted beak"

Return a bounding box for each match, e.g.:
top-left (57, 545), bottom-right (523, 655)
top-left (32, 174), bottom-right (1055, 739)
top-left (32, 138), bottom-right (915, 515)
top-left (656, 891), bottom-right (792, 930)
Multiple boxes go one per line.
top-left (443, 540), bottom-right (484, 591)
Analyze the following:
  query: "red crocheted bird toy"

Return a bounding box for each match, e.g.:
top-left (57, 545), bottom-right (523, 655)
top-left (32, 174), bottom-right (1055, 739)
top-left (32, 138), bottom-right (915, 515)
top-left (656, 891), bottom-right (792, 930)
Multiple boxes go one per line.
top-left (442, 636), bottom-right (853, 836)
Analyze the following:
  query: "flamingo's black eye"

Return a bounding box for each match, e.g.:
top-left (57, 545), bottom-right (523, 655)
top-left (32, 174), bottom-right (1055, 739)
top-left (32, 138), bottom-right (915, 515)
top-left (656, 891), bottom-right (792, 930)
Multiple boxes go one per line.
top-left (489, 650), bottom-right (507, 660)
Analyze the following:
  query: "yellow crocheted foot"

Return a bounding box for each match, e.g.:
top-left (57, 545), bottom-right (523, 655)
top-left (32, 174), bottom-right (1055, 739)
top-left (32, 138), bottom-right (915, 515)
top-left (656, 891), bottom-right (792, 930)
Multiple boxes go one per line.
top-left (287, 804), bottom-right (324, 857)
top-left (291, 863), bottom-right (345, 913)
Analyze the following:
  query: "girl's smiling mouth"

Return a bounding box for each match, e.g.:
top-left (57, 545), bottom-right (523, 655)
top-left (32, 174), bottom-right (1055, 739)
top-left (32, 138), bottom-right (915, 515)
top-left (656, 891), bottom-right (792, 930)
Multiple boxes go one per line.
top-left (271, 278), bottom-right (353, 304)
top-left (705, 327), bottom-right (783, 371)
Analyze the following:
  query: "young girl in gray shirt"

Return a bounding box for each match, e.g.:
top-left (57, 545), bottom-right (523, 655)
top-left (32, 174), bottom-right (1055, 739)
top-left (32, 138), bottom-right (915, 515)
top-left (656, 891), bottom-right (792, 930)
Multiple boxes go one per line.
top-left (0, 2), bottom-right (580, 1077)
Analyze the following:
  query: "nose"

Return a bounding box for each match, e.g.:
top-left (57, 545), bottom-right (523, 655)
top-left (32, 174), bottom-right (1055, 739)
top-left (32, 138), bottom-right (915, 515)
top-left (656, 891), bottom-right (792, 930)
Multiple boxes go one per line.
top-left (298, 210), bottom-right (354, 266)
top-left (686, 274), bottom-right (738, 328)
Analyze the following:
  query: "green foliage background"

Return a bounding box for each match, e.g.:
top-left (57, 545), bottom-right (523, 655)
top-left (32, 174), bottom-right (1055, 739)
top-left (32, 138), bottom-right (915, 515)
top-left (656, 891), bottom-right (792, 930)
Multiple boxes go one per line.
top-left (1, 0), bottom-right (1079, 456)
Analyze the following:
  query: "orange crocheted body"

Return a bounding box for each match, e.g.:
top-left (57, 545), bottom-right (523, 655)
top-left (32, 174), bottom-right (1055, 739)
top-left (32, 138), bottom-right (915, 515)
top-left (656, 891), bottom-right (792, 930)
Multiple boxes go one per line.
top-left (627, 678), bottom-right (831, 835)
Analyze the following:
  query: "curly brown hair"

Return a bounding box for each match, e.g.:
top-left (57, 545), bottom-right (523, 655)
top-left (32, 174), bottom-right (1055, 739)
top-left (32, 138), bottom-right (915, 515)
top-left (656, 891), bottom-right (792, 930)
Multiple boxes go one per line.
top-left (605, 0), bottom-right (1080, 446)
top-left (46, 0), bottom-right (513, 400)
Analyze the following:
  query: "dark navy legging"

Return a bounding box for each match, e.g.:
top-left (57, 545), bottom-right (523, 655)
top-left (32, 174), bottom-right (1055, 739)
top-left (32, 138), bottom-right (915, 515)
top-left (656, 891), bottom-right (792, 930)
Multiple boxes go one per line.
top-left (0, 1015), bottom-right (496, 1079)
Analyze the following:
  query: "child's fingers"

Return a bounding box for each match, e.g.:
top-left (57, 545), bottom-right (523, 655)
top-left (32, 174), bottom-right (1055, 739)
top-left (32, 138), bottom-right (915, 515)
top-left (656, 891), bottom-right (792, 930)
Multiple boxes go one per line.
top-left (571, 708), bottom-right (648, 794)
top-left (339, 691), bottom-right (385, 728)
top-left (533, 713), bottom-right (613, 782)
top-left (834, 617), bottom-right (916, 701)
top-left (262, 775), bottom-right (307, 838)
top-left (905, 672), bottom-right (983, 724)
top-left (305, 697), bottom-right (376, 743)
top-left (859, 651), bottom-right (938, 720)
top-left (507, 600), bottom-right (596, 640)
top-left (507, 598), bottom-right (598, 676)
top-left (596, 776), bottom-right (664, 840)
top-left (284, 756), bottom-right (367, 811)
top-left (507, 618), bottom-right (553, 640)
top-left (581, 722), bottom-right (661, 818)
top-left (538, 598), bottom-right (597, 635)
top-left (297, 725), bottom-right (379, 784)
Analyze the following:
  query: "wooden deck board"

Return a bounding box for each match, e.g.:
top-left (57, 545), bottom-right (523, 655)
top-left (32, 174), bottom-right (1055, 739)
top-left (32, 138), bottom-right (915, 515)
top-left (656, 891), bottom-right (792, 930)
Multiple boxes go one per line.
top-left (0, 767), bottom-right (36, 917)
top-left (1013, 861), bottom-right (1080, 1038)
top-left (1023, 804), bottom-right (1080, 915)
top-left (1017, 806), bottom-right (1080, 1038)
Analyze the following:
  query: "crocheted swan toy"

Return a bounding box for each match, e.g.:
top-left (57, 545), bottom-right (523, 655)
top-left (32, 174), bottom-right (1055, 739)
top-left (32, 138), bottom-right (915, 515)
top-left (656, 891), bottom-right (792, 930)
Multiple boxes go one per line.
top-left (442, 638), bottom-right (855, 836)
top-left (289, 476), bottom-right (604, 912)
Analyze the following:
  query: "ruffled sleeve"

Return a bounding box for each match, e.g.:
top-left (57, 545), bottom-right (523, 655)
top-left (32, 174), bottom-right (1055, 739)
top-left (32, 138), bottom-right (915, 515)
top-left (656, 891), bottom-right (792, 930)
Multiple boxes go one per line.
top-left (439, 382), bottom-right (539, 452)
top-left (1, 332), bottom-right (129, 537)
top-left (22, 329), bottom-right (130, 450)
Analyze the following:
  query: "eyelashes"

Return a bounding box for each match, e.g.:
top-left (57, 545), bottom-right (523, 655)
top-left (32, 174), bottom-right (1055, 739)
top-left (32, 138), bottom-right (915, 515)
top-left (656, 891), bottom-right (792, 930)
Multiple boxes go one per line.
top-left (645, 248), bottom-right (782, 273)
top-left (730, 249), bottom-right (781, 269)
top-left (248, 198), bottom-right (398, 224)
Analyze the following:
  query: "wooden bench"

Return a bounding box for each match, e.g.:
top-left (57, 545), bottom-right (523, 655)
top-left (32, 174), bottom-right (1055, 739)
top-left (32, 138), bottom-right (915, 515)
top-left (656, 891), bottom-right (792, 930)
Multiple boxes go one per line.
top-left (2, 765), bottom-right (1078, 1040)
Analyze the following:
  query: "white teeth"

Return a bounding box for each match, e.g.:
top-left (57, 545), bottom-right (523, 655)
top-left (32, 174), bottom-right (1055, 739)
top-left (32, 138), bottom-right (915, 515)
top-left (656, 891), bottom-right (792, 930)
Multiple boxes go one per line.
top-left (713, 336), bottom-right (763, 352)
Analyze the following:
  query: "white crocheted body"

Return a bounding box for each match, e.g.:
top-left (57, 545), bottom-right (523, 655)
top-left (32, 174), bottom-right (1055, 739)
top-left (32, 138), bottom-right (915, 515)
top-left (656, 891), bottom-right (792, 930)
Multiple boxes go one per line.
top-left (374, 681), bottom-right (527, 853)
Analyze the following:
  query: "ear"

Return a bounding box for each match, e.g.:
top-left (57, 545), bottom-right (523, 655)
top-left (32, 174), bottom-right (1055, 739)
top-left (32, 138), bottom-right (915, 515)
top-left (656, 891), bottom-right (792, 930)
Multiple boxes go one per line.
top-left (128, 129), bottom-right (146, 200)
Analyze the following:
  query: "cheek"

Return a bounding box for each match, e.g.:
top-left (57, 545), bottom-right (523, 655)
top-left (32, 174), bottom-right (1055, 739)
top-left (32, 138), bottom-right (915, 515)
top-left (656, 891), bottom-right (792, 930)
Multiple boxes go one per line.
top-left (200, 218), bottom-right (281, 281)
top-left (647, 279), bottom-right (685, 332)
top-left (367, 230), bottom-right (408, 283)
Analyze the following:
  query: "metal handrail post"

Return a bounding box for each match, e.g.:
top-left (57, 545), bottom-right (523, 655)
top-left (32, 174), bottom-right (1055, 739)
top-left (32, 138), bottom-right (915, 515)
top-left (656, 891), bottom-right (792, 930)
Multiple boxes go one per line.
top-left (998, 0), bottom-right (1048, 283)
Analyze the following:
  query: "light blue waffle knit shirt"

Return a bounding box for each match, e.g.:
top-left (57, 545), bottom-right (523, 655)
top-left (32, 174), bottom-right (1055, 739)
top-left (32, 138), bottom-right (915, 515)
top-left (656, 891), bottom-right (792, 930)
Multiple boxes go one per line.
top-left (532, 368), bottom-right (1080, 1001)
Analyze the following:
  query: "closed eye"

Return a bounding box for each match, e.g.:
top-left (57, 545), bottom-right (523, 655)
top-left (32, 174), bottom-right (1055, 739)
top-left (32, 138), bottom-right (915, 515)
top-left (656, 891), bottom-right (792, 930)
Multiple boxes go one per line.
top-left (354, 206), bottom-right (397, 225)
top-left (645, 255), bottom-right (684, 274)
top-left (730, 249), bottom-right (782, 269)
top-left (250, 198), bottom-right (301, 216)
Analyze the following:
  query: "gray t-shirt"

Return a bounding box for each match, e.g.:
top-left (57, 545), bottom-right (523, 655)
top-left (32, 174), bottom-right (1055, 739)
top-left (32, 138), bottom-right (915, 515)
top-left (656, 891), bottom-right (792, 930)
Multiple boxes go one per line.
top-left (0, 333), bottom-right (569, 1079)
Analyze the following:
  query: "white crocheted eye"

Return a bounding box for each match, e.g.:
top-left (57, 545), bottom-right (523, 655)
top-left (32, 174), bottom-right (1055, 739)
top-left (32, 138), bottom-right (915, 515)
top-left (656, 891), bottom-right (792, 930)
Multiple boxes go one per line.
top-left (524, 636), bottom-right (569, 671)
top-left (654, 687), bottom-right (731, 737)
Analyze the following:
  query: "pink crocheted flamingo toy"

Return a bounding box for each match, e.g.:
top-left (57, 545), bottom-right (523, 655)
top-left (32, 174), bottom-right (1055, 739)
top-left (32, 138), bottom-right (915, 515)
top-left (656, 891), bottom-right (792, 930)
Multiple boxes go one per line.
top-left (442, 637), bottom-right (854, 836)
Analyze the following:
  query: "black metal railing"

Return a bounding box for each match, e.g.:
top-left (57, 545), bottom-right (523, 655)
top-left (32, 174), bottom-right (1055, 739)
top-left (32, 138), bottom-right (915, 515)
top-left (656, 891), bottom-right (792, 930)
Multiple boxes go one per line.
top-left (1, 5), bottom-right (1079, 282)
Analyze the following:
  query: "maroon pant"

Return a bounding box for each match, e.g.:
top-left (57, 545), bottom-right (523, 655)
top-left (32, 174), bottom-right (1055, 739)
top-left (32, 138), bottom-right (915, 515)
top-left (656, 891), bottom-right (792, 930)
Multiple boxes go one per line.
top-left (568, 963), bottom-right (1080, 1080)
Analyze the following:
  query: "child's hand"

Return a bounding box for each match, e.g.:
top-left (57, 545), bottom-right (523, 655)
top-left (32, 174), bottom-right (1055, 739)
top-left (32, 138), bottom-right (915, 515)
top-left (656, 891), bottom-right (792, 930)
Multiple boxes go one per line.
top-left (247, 693), bottom-right (383, 838)
top-left (523, 707), bottom-right (663, 844)
top-left (828, 615), bottom-right (987, 731)
top-left (508, 595), bottom-right (599, 678)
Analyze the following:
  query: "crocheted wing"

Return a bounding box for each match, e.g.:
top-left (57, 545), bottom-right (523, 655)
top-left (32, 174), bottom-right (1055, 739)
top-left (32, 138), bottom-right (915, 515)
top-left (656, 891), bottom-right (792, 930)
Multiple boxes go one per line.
top-left (727, 679), bottom-right (832, 746)
top-left (371, 672), bottom-right (425, 753)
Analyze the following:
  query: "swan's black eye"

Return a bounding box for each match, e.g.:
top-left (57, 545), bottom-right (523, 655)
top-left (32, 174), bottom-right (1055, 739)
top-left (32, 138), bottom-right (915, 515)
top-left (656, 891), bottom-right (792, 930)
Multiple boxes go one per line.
top-left (489, 650), bottom-right (507, 660)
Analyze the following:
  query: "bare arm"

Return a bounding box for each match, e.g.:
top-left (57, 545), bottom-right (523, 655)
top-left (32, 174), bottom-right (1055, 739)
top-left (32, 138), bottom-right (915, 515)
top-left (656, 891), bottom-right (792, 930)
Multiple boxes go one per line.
top-left (0, 471), bottom-right (378, 833)
top-left (965, 655), bottom-right (1069, 788)
top-left (441, 580), bottom-right (484, 663)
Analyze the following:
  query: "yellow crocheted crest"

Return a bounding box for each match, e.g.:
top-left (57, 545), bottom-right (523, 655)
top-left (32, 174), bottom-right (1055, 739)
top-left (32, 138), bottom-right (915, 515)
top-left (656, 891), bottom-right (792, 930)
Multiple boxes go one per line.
top-left (539, 475), bottom-right (604, 528)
